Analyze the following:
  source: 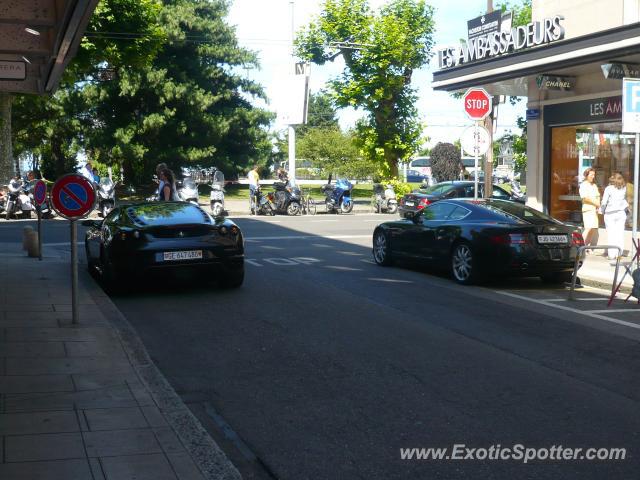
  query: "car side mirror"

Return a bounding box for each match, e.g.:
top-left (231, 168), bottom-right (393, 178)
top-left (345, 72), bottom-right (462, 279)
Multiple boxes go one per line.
top-left (81, 219), bottom-right (102, 228)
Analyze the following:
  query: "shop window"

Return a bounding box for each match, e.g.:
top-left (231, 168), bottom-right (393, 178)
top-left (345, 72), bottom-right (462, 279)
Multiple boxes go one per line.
top-left (550, 122), bottom-right (636, 227)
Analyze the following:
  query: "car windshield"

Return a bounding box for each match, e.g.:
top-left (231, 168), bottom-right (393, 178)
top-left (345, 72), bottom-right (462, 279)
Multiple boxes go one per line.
top-left (416, 184), bottom-right (449, 194)
top-left (126, 202), bottom-right (212, 226)
top-left (483, 200), bottom-right (561, 225)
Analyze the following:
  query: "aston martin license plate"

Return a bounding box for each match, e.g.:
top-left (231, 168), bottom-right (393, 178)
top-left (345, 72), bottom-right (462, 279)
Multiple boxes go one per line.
top-left (537, 235), bottom-right (567, 244)
top-left (163, 250), bottom-right (203, 261)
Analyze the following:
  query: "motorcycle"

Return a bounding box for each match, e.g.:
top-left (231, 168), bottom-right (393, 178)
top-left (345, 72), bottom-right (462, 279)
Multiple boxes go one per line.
top-left (209, 170), bottom-right (226, 216)
top-left (4, 178), bottom-right (33, 220)
top-left (510, 179), bottom-right (527, 203)
top-left (372, 183), bottom-right (398, 214)
top-left (252, 185), bottom-right (274, 215)
top-left (322, 174), bottom-right (353, 214)
top-left (97, 177), bottom-right (116, 217)
top-left (269, 180), bottom-right (302, 215)
top-left (178, 177), bottom-right (199, 204)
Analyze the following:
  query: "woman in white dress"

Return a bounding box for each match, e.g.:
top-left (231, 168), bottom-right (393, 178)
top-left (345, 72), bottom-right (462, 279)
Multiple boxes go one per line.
top-left (578, 168), bottom-right (600, 253)
top-left (600, 172), bottom-right (629, 260)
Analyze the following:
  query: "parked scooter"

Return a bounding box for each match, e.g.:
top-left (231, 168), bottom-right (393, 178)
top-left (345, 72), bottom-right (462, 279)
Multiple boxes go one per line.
top-left (269, 180), bottom-right (302, 215)
top-left (178, 177), bottom-right (199, 204)
top-left (372, 183), bottom-right (398, 214)
top-left (322, 174), bottom-right (353, 213)
top-left (510, 179), bottom-right (527, 203)
top-left (97, 177), bottom-right (116, 217)
top-left (209, 170), bottom-right (226, 216)
top-left (4, 177), bottom-right (33, 220)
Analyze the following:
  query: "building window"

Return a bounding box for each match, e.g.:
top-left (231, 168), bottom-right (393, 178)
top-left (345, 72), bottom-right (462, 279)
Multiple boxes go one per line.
top-left (550, 122), bottom-right (636, 226)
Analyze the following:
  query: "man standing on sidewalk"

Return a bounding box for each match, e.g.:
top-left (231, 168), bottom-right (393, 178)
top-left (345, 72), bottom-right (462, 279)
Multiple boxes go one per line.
top-left (248, 164), bottom-right (260, 214)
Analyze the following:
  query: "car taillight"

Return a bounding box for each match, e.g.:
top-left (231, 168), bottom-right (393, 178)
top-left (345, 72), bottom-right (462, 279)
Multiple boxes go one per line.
top-left (420, 198), bottom-right (431, 205)
top-left (571, 232), bottom-right (585, 246)
top-left (489, 233), bottom-right (529, 245)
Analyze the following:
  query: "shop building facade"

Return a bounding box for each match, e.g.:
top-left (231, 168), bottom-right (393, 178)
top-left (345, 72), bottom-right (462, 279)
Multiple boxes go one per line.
top-left (432, 0), bottom-right (640, 226)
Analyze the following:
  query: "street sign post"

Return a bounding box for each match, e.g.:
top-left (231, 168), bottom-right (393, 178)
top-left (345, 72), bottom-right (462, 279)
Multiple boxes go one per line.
top-left (622, 78), bottom-right (640, 266)
top-left (32, 180), bottom-right (47, 261)
top-left (461, 123), bottom-right (491, 200)
top-left (51, 174), bottom-right (97, 325)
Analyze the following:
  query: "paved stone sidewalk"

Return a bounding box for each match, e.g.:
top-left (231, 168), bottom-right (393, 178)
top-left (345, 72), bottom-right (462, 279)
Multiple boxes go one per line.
top-left (0, 244), bottom-right (240, 480)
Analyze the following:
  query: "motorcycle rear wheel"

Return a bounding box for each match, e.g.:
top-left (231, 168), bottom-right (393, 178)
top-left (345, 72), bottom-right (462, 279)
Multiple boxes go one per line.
top-left (287, 202), bottom-right (301, 216)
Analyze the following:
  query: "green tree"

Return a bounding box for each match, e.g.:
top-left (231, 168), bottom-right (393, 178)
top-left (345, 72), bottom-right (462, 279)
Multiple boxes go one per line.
top-left (297, 90), bottom-right (340, 138)
top-left (81, 0), bottom-right (274, 183)
top-left (430, 142), bottom-right (461, 181)
top-left (295, 0), bottom-right (435, 177)
top-left (297, 128), bottom-right (366, 178)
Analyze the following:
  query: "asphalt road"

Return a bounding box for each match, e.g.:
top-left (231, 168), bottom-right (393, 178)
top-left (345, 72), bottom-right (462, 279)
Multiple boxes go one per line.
top-left (4, 214), bottom-right (640, 479)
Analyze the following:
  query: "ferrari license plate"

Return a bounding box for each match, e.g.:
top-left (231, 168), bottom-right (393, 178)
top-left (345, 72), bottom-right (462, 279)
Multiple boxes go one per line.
top-left (537, 234), bottom-right (567, 244)
top-left (162, 250), bottom-right (203, 261)
top-left (405, 201), bottom-right (415, 206)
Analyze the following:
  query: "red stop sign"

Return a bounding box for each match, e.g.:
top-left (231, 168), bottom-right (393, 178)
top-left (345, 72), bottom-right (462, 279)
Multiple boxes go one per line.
top-left (463, 88), bottom-right (491, 120)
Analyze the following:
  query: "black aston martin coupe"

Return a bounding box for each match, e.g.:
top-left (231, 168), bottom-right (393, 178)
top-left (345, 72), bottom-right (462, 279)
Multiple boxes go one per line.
top-left (84, 202), bottom-right (244, 290)
top-left (372, 199), bottom-right (584, 285)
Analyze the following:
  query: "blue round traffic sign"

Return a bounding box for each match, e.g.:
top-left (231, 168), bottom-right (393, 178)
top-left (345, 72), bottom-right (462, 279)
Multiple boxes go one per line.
top-left (51, 174), bottom-right (97, 220)
top-left (33, 180), bottom-right (47, 206)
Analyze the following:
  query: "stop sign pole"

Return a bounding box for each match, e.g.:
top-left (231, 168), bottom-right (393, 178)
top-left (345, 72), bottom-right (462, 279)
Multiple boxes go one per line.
top-left (463, 88), bottom-right (492, 199)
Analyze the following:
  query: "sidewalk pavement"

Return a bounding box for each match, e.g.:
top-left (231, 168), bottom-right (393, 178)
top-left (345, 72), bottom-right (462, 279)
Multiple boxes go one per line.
top-left (0, 243), bottom-right (241, 480)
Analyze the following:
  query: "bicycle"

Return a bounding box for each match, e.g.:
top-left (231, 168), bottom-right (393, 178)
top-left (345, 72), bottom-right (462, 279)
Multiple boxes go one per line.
top-left (300, 188), bottom-right (316, 215)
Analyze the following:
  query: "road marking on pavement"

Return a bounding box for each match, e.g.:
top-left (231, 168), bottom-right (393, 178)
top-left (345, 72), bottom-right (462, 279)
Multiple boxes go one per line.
top-left (245, 256), bottom-right (322, 267)
top-left (496, 291), bottom-right (640, 330)
top-left (338, 251), bottom-right (364, 256)
top-left (245, 234), bottom-right (370, 241)
top-left (361, 259), bottom-right (375, 264)
top-left (367, 277), bottom-right (413, 284)
top-left (544, 297), bottom-right (606, 302)
top-left (325, 265), bottom-right (362, 271)
top-left (586, 309), bottom-right (640, 313)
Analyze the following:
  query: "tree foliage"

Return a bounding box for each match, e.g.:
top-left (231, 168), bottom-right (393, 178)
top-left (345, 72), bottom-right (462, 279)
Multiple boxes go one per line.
top-left (11, 0), bottom-right (274, 183)
top-left (295, 0), bottom-right (435, 177)
top-left (430, 142), bottom-right (461, 182)
top-left (297, 128), bottom-right (366, 178)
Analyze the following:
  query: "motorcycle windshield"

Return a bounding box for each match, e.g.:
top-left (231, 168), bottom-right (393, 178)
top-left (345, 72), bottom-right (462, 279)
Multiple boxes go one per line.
top-left (183, 179), bottom-right (196, 190)
top-left (212, 171), bottom-right (224, 186)
top-left (100, 178), bottom-right (114, 188)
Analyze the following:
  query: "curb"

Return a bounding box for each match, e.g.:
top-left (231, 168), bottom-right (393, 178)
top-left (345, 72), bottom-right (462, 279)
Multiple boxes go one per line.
top-left (83, 271), bottom-right (242, 480)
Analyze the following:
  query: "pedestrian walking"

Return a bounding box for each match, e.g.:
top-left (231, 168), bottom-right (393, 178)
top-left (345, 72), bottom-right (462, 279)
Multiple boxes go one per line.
top-left (600, 172), bottom-right (629, 260)
top-left (248, 164), bottom-right (260, 214)
top-left (579, 168), bottom-right (600, 253)
top-left (158, 168), bottom-right (177, 201)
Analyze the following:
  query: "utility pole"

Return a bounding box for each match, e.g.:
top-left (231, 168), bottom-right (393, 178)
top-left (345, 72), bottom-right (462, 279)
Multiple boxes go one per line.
top-left (484, 0), bottom-right (494, 198)
top-left (288, 0), bottom-right (296, 183)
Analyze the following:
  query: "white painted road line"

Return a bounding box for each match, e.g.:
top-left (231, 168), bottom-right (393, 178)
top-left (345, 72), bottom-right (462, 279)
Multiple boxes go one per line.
top-left (545, 297), bottom-right (606, 302)
top-left (586, 309), bottom-right (640, 313)
top-left (246, 235), bottom-right (370, 241)
top-left (496, 291), bottom-right (640, 330)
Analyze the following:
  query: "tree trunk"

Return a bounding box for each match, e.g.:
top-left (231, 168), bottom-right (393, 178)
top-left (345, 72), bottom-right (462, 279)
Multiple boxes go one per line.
top-left (0, 92), bottom-right (14, 182)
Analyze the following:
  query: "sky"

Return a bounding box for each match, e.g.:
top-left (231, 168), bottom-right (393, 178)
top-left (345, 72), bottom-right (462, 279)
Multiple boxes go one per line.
top-left (227, 0), bottom-right (524, 148)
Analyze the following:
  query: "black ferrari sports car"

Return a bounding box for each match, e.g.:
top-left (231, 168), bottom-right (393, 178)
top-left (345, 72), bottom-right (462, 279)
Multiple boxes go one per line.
top-left (373, 198), bottom-right (584, 285)
top-left (83, 202), bottom-right (244, 290)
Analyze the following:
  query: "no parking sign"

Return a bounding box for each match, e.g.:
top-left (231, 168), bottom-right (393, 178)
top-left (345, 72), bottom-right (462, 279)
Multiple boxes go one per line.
top-left (51, 174), bottom-right (96, 220)
top-left (33, 180), bottom-right (47, 206)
